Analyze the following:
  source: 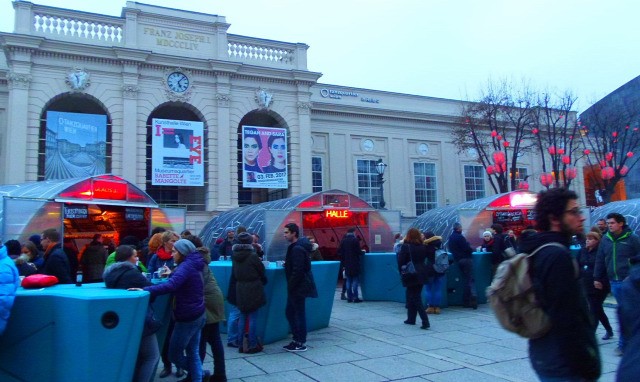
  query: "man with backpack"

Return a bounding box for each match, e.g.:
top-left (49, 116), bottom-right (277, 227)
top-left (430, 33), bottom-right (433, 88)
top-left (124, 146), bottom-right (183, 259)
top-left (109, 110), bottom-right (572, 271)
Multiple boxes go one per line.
top-left (517, 188), bottom-right (600, 381)
top-left (423, 231), bottom-right (447, 314)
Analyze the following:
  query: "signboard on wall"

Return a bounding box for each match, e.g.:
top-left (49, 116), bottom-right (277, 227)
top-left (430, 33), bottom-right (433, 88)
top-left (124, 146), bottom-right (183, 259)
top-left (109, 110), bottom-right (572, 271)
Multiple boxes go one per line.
top-left (242, 125), bottom-right (288, 189)
top-left (151, 118), bottom-right (204, 186)
top-left (45, 111), bottom-right (107, 180)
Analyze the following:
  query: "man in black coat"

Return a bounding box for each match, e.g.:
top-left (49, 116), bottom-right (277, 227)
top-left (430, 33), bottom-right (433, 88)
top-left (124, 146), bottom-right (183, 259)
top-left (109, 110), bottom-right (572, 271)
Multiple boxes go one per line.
top-left (520, 187), bottom-right (600, 381)
top-left (39, 228), bottom-right (72, 284)
top-left (447, 223), bottom-right (477, 309)
top-left (337, 228), bottom-right (363, 303)
top-left (283, 223), bottom-right (317, 353)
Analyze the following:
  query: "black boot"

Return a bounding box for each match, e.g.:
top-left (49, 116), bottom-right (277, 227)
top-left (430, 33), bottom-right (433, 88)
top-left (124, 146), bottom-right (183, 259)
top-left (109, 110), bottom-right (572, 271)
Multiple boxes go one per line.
top-left (341, 292), bottom-right (347, 300)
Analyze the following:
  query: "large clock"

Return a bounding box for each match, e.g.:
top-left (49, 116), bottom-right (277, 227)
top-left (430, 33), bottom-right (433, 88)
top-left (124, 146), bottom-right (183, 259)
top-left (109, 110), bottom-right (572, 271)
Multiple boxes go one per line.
top-left (167, 72), bottom-right (189, 93)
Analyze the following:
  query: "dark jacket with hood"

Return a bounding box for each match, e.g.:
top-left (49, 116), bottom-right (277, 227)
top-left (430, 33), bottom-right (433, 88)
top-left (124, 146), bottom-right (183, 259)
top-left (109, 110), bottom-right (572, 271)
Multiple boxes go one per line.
top-left (520, 231), bottom-right (600, 381)
top-left (41, 243), bottom-right (72, 284)
top-left (231, 243), bottom-right (267, 313)
top-left (448, 230), bottom-right (473, 262)
top-left (616, 256), bottom-right (640, 380)
top-left (103, 261), bottom-right (151, 289)
top-left (198, 249), bottom-right (225, 324)
top-left (81, 242), bottom-right (107, 283)
top-left (144, 251), bottom-right (205, 322)
top-left (284, 237), bottom-right (318, 298)
top-left (490, 232), bottom-right (508, 265)
top-left (337, 232), bottom-right (362, 277)
top-left (594, 226), bottom-right (640, 283)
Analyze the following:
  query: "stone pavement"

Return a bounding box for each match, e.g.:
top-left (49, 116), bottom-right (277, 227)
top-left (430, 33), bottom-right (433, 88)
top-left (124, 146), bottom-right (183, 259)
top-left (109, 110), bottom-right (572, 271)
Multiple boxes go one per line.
top-left (158, 288), bottom-right (622, 382)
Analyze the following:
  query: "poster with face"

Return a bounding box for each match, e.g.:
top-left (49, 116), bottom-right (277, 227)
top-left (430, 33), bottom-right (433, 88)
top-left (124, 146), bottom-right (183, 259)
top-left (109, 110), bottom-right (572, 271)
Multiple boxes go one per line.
top-left (151, 118), bottom-right (204, 186)
top-left (242, 125), bottom-right (287, 189)
top-left (45, 111), bottom-right (107, 179)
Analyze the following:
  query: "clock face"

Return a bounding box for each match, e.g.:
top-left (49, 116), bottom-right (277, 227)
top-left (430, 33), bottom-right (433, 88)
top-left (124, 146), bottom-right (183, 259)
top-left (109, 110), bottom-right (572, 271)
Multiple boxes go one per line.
top-left (363, 139), bottom-right (374, 152)
top-left (418, 143), bottom-right (429, 155)
top-left (167, 72), bottom-right (189, 93)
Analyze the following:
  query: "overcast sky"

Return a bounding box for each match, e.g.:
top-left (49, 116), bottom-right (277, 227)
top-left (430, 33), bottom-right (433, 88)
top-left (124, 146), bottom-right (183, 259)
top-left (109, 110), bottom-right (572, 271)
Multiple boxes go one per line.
top-left (1, 0), bottom-right (638, 111)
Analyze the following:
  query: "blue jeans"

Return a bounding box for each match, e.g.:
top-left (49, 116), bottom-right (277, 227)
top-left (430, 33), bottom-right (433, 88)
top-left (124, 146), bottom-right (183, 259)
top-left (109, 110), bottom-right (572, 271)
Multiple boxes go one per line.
top-left (425, 274), bottom-right (444, 307)
top-left (169, 313), bottom-right (206, 382)
top-left (199, 322), bottom-right (225, 377)
top-left (286, 294), bottom-right (307, 344)
top-left (134, 333), bottom-right (160, 382)
top-left (457, 258), bottom-right (476, 306)
top-left (346, 275), bottom-right (359, 301)
top-left (238, 310), bottom-right (258, 348)
top-left (226, 305), bottom-right (241, 346)
top-left (610, 280), bottom-right (625, 349)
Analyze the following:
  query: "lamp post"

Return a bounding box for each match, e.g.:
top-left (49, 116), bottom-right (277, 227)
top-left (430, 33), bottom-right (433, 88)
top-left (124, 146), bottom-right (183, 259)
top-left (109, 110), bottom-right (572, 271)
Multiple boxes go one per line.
top-left (375, 158), bottom-right (388, 209)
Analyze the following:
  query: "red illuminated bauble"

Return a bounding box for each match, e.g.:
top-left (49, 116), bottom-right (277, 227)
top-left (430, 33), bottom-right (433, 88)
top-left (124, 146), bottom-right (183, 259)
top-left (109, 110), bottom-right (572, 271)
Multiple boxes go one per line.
top-left (493, 150), bottom-right (506, 165)
top-left (557, 148), bottom-right (565, 155)
top-left (626, 126), bottom-right (630, 129)
top-left (584, 149), bottom-right (590, 155)
top-left (548, 146), bottom-right (556, 155)
top-left (540, 173), bottom-right (554, 187)
top-left (562, 155), bottom-right (571, 164)
top-left (518, 181), bottom-right (530, 190)
top-left (565, 166), bottom-right (577, 179)
top-left (600, 160), bottom-right (606, 168)
top-left (496, 135), bottom-right (503, 140)
top-left (486, 166), bottom-right (494, 175)
top-left (503, 141), bottom-right (510, 147)
top-left (532, 128), bottom-right (539, 134)
top-left (606, 152), bottom-right (613, 161)
top-left (612, 132), bottom-right (618, 137)
top-left (628, 152), bottom-right (634, 158)
top-left (491, 130), bottom-right (497, 137)
top-left (620, 166), bottom-right (629, 176)
top-left (602, 167), bottom-right (614, 180)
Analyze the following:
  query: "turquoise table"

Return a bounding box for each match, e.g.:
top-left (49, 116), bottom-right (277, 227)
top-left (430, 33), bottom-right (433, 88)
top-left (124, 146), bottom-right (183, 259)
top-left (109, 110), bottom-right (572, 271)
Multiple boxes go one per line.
top-left (445, 252), bottom-right (492, 306)
top-left (211, 260), bottom-right (339, 345)
top-left (361, 253), bottom-right (449, 307)
top-left (0, 283), bottom-right (157, 382)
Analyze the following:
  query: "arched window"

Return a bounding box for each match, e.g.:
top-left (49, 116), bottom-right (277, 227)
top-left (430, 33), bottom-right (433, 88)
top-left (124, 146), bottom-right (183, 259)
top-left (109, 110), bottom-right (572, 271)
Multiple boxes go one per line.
top-left (38, 94), bottom-right (112, 180)
top-left (146, 103), bottom-right (207, 211)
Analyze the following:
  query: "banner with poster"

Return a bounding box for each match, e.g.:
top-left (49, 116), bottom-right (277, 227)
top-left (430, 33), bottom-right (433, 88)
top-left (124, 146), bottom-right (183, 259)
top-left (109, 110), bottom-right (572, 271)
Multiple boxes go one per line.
top-left (151, 118), bottom-right (204, 186)
top-left (45, 111), bottom-right (107, 180)
top-left (242, 126), bottom-right (288, 189)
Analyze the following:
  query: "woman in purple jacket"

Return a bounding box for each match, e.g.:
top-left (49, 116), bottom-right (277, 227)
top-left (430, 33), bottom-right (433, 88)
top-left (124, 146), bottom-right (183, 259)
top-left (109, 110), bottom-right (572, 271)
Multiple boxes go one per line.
top-left (131, 239), bottom-right (206, 381)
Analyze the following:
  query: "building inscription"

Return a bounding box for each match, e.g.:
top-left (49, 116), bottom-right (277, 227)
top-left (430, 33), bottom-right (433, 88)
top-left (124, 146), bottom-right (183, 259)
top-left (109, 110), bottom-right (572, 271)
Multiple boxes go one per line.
top-left (144, 27), bottom-right (211, 51)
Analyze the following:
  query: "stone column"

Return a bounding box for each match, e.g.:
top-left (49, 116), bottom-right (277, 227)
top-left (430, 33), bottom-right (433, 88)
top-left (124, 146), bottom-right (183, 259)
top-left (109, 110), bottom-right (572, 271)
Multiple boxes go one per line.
top-left (296, 101), bottom-right (313, 194)
top-left (5, 71), bottom-right (32, 184)
top-left (214, 75), bottom-right (232, 209)
top-left (117, 62), bottom-right (140, 183)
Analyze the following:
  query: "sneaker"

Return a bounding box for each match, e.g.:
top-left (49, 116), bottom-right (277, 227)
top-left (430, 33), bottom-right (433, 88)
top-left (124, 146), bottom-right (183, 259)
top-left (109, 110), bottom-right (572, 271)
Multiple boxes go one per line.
top-left (353, 298), bottom-right (363, 303)
top-left (159, 367), bottom-right (172, 378)
top-left (340, 293), bottom-right (347, 300)
top-left (246, 346), bottom-right (263, 354)
top-left (175, 367), bottom-right (185, 378)
top-left (470, 296), bottom-right (478, 310)
top-left (602, 331), bottom-right (614, 340)
top-left (614, 347), bottom-right (624, 356)
top-left (285, 343), bottom-right (307, 352)
top-left (282, 341), bottom-right (297, 351)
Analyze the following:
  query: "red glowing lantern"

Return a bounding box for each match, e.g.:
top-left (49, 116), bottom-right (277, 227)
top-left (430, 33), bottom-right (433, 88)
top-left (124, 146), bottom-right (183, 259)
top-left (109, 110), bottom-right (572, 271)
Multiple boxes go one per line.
top-left (503, 141), bottom-right (510, 147)
top-left (612, 132), bottom-right (618, 137)
top-left (626, 126), bottom-right (630, 129)
top-left (532, 128), bottom-right (539, 134)
top-left (606, 152), bottom-right (613, 161)
top-left (518, 181), bottom-right (530, 190)
top-left (496, 135), bottom-right (503, 140)
top-left (628, 152), bottom-right (634, 158)
top-left (600, 160), bottom-right (606, 168)
top-left (620, 166), bottom-right (629, 176)
top-left (557, 148), bottom-right (565, 155)
top-left (540, 173), bottom-right (554, 187)
top-left (602, 167), bottom-right (614, 180)
top-left (559, 115), bottom-right (563, 119)
top-left (565, 166), bottom-right (577, 179)
top-left (486, 166), bottom-right (494, 175)
top-left (501, 163), bottom-right (507, 173)
top-left (548, 146), bottom-right (556, 155)
top-left (493, 151), bottom-right (506, 165)
top-left (491, 130), bottom-right (497, 137)
top-left (562, 155), bottom-right (571, 164)
top-left (584, 149), bottom-right (590, 155)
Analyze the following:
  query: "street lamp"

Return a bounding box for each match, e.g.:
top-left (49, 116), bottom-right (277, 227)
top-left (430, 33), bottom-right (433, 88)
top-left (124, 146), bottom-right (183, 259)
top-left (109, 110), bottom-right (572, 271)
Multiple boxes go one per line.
top-left (375, 158), bottom-right (388, 209)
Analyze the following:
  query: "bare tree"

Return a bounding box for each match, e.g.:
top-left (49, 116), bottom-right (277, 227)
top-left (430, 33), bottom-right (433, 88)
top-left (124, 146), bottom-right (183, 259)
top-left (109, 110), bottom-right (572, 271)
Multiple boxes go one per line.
top-left (530, 91), bottom-right (582, 188)
top-left (579, 94), bottom-right (640, 203)
top-left (452, 79), bottom-right (536, 194)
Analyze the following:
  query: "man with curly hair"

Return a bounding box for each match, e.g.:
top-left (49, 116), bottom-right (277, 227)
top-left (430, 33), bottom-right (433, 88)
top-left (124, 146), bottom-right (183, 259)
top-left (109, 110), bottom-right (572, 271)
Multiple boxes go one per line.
top-left (518, 188), bottom-right (600, 381)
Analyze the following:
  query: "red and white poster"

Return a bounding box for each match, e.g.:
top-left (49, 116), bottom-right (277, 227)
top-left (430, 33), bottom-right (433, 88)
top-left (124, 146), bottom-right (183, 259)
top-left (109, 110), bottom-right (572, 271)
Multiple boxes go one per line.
top-left (242, 126), bottom-right (287, 189)
top-left (152, 119), bottom-right (204, 186)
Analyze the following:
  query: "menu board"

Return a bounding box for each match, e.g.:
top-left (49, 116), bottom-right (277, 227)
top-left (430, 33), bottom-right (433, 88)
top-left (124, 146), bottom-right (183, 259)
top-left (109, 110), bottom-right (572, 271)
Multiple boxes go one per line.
top-left (495, 210), bottom-right (524, 223)
top-left (64, 205), bottom-right (88, 219)
top-left (526, 209), bottom-right (536, 221)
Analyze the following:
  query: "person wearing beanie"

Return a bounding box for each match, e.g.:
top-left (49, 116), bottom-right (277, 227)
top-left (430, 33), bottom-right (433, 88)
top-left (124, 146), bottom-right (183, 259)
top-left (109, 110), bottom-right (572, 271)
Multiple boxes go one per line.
top-left (231, 232), bottom-right (267, 354)
top-left (217, 227), bottom-right (235, 261)
top-left (133, 238), bottom-right (206, 382)
top-left (481, 230), bottom-right (494, 253)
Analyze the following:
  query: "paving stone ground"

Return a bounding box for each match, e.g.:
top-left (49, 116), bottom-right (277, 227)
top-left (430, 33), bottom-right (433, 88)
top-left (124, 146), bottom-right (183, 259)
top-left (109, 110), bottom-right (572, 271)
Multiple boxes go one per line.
top-left (157, 287), bottom-right (622, 382)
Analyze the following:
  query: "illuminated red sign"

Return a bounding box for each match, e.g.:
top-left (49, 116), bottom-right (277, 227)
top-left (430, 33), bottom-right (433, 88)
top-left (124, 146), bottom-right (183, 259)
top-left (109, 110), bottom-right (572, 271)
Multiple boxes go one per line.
top-left (325, 209), bottom-right (350, 219)
top-left (92, 180), bottom-right (127, 200)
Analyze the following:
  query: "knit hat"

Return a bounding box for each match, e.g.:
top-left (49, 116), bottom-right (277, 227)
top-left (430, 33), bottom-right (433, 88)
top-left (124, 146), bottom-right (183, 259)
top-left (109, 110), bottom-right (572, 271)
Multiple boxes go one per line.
top-left (174, 239), bottom-right (196, 255)
top-left (236, 232), bottom-right (254, 245)
top-left (482, 231), bottom-right (493, 238)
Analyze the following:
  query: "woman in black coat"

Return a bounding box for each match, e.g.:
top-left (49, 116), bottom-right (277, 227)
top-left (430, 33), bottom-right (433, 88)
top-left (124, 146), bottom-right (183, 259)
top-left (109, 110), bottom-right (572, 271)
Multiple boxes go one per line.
top-left (578, 231), bottom-right (613, 339)
top-left (397, 228), bottom-right (430, 329)
top-left (231, 232), bottom-right (267, 353)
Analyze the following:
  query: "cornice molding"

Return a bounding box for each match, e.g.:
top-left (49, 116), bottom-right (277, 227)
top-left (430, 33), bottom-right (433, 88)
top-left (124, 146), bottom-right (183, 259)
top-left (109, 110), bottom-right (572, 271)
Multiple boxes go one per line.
top-left (7, 72), bottom-right (32, 90)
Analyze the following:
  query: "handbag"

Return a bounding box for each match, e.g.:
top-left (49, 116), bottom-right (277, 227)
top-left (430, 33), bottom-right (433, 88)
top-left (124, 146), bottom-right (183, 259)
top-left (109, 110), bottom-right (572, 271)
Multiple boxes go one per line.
top-left (400, 245), bottom-right (419, 285)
